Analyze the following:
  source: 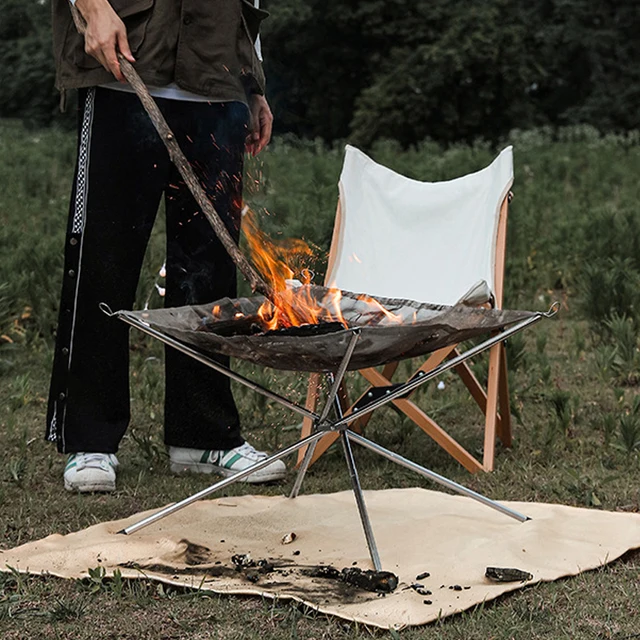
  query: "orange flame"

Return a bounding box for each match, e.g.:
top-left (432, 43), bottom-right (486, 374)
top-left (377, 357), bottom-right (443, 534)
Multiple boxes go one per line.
top-left (218, 205), bottom-right (402, 332)
top-left (241, 206), bottom-right (348, 330)
top-left (355, 293), bottom-right (403, 324)
top-left (242, 207), bottom-right (314, 292)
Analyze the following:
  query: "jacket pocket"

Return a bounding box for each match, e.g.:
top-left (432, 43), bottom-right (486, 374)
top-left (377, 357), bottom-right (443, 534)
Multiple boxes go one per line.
top-left (73, 0), bottom-right (155, 69)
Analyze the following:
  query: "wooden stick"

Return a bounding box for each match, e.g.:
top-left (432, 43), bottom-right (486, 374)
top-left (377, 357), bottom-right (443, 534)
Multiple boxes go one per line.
top-left (117, 55), bottom-right (271, 297)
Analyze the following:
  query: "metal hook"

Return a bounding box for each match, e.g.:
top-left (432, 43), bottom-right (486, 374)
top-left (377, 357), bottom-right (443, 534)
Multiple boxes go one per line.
top-left (99, 302), bottom-right (115, 317)
top-left (544, 301), bottom-right (561, 318)
top-left (300, 268), bottom-right (315, 282)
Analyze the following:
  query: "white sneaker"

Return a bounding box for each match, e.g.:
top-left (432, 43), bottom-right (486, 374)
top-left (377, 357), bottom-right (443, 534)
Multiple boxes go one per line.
top-left (64, 453), bottom-right (118, 493)
top-left (168, 442), bottom-right (286, 484)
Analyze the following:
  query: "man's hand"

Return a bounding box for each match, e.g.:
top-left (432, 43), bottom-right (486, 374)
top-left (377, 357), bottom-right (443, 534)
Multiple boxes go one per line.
top-left (75, 0), bottom-right (135, 82)
top-left (246, 94), bottom-right (273, 156)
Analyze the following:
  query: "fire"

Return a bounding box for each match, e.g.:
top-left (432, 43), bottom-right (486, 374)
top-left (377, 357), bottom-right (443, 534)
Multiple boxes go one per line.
top-left (216, 205), bottom-right (402, 332)
top-left (242, 206), bottom-right (314, 292)
top-left (255, 286), bottom-right (348, 332)
top-left (356, 293), bottom-right (402, 324)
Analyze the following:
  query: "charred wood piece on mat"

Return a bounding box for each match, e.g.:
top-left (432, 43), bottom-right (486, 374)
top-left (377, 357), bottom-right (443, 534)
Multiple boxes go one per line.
top-left (485, 567), bottom-right (533, 582)
top-left (309, 565), bottom-right (399, 593)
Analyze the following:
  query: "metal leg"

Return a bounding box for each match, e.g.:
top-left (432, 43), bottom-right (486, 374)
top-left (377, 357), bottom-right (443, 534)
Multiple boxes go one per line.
top-left (288, 439), bottom-right (319, 499)
top-left (115, 305), bottom-right (546, 556)
top-left (346, 430), bottom-right (530, 522)
top-left (289, 331), bottom-right (360, 499)
top-left (341, 431), bottom-right (382, 571)
top-left (317, 330), bottom-right (360, 425)
top-left (120, 429), bottom-right (330, 535)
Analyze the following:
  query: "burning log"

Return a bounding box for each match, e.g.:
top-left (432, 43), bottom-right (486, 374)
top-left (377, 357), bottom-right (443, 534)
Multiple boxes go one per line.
top-left (196, 314), bottom-right (264, 337)
top-left (264, 322), bottom-right (345, 338)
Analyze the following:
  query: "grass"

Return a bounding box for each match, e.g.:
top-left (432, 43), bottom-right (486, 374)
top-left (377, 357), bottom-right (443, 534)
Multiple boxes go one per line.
top-left (0, 120), bottom-right (639, 638)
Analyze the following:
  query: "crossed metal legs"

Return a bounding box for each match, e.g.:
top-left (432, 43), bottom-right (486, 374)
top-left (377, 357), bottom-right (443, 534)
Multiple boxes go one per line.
top-left (113, 309), bottom-right (543, 568)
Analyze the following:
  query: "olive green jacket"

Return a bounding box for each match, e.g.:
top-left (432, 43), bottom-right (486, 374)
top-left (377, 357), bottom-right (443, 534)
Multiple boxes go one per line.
top-left (52, 0), bottom-right (268, 103)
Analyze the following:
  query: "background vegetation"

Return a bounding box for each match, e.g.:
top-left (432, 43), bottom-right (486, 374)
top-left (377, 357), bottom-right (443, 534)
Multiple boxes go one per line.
top-left (3, 0), bottom-right (640, 146)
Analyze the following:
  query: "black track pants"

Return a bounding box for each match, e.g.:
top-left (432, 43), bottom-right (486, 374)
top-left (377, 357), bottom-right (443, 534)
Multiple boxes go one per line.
top-left (46, 87), bottom-right (248, 454)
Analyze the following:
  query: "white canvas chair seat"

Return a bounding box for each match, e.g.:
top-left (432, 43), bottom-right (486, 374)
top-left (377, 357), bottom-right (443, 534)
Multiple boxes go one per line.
top-left (298, 145), bottom-right (515, 473)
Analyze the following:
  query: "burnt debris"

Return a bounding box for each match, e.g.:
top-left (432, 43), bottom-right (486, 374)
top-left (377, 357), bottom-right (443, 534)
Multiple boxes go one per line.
top-left (308, 565), bottom-right (398, 594)
top-left (231, 553), bottom-right (275, 582)
top-left (485, 567), bottom-right (533, 582)
top-left (410, 584), bottom-right (432, 596)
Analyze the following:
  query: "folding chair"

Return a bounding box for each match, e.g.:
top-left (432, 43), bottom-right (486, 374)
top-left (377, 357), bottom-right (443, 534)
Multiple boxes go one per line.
top-left (298, 145), bottom-right (515, 473)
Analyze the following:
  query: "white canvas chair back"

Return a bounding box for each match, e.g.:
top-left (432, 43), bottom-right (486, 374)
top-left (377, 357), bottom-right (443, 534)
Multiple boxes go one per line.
top-left (326, 145), bottom-right (514, 307)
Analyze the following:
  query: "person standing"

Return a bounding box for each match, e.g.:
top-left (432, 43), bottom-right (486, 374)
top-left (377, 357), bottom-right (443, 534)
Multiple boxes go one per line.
top-left (47, 0), bottom-right (285, 492)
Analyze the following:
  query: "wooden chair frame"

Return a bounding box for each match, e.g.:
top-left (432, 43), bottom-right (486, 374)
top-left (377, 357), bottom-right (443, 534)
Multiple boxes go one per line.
top-left (297, 192), bottom-right (513, 473)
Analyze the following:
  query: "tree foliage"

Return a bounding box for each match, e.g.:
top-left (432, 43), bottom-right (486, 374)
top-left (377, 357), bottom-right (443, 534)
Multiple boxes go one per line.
top-left (0, 0), bottom-right (60, 127)
top-left (2, 0), bottom-right (639, 144)
top-left (263, 0), bottom-right (640, 146)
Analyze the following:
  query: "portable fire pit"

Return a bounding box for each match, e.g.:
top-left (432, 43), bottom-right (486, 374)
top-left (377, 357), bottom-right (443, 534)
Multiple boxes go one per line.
top-left (96, 58), bottom-right (558, 571)
top-left (102, 290), bottom-right (557, 571)
top-left (106, 285), bottom-right (542, 372)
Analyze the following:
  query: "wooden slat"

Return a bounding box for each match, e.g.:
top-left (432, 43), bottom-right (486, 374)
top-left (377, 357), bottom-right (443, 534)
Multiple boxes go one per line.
top-left (482, 343), bottom-right (502, 471)
top-left (450, 350), bottom-right (504, 434)
top-left (497, 344), bottom-right (512, 446)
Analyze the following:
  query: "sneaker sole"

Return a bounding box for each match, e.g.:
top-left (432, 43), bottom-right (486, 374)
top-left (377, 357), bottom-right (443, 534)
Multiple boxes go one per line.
top-left (169, 461), bottom-right (285, 484)
top-left (64, 479), bottom-right (116, 493)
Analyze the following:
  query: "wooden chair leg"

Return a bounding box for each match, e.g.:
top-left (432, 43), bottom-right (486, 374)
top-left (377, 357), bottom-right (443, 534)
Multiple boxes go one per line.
top-left (297, 372), bottom-right (321, 467)
top-left (414, 346), bottom-right (457, 376)
top-left (483, 343), bottom-right (502, 471)
top-left (451, 352), bottom-right (503, 435)
top-left (298, 341), bottom-right (512, 473)
top-left (395, 398), bottom-right (484, 473)
top-left (360, 366), bottom-right (484, 473)
top-left (497, 344), bottom-right (512, 446)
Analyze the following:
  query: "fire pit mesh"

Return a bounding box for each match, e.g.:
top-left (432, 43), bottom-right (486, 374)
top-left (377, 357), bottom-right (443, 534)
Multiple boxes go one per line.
top-left (130, 285), bottom-right (534, 372)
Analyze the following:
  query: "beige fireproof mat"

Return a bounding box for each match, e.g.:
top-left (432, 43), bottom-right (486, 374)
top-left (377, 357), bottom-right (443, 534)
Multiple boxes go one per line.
top-left (2, 488), bottom-right (639, 629)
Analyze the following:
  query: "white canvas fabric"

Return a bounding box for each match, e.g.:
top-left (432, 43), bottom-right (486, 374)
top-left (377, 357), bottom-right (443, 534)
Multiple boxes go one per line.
top-left (327, 146), bottom-right (514, 306)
